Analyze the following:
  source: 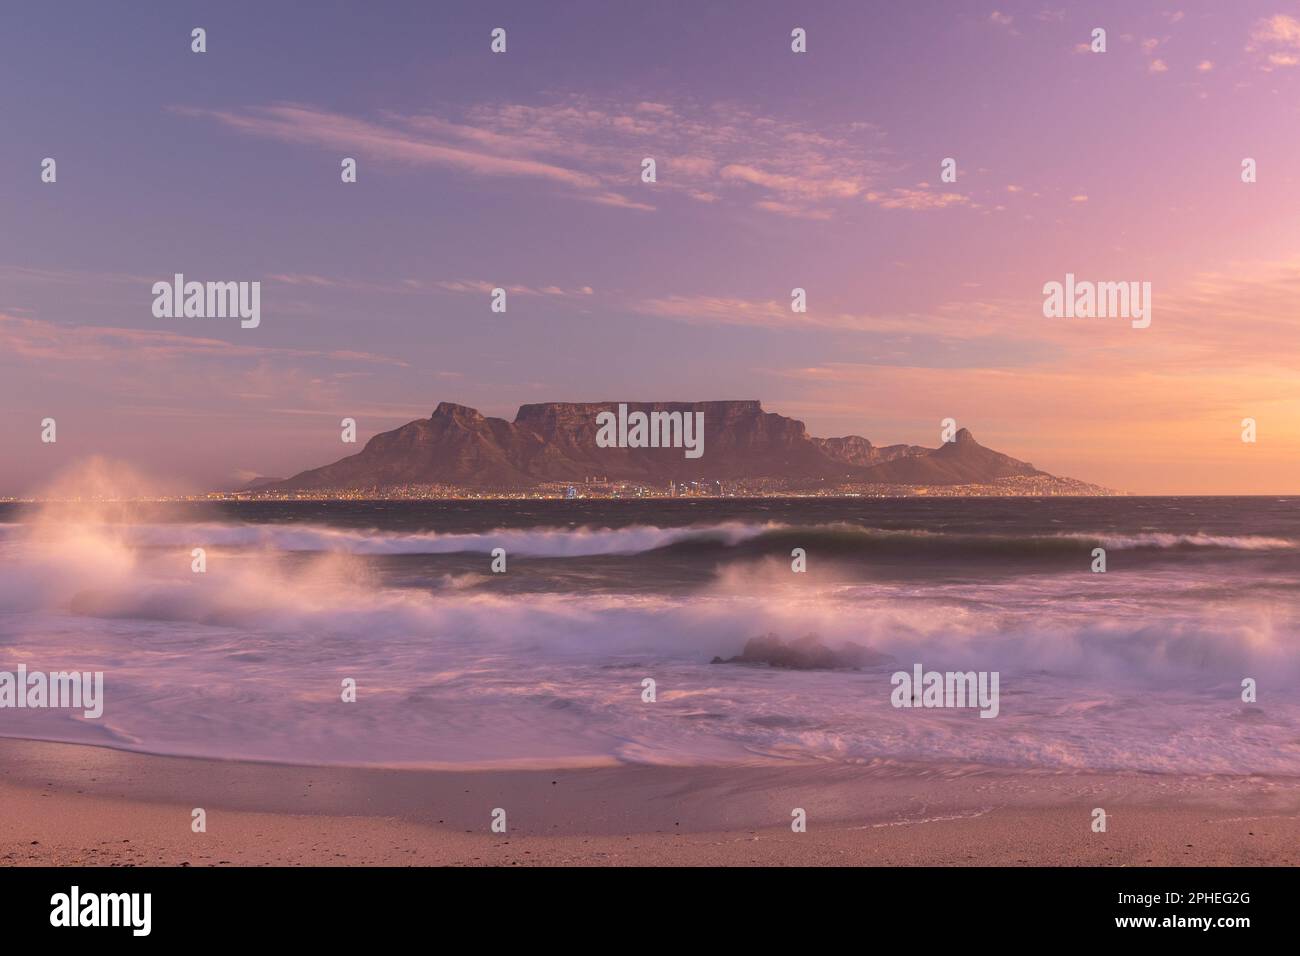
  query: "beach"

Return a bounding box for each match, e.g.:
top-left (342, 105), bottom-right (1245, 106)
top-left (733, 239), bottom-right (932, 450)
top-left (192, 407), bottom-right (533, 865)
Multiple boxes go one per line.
top-left (2, 739), bottom-right (1296, 866)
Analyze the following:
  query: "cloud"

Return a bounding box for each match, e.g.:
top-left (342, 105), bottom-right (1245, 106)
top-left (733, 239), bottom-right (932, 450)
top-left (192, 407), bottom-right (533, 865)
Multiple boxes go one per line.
top-left (633, 295), bottom-right (885, 332)
top-left (759, 258), bottom-right (1300, 492)
top-left (264, 273), bottom-right (595, 299)
top-left (988, 11), bottom-right (1020, 35)
top-left (720, 163), bottom-right (862, 201)
top-left (432, 279), bottom-right (594, 297)
top-left (175, 102), bottom-right (650, 211)
top-left (1247, 14), bottom-right (1300, 69)
top-left (177, 95), bottom-right (912, 221)
top-left (0, 265), bottom-right (155, 287)
top-left (204, 105), bottom-right (596, 187)
top-left (752, 200), bottom-right (833, 220)
top-left (629, 257), bottom-right (1300, 379)
top-left (0, 311), bottom-right (405, 367)
top-left (1149, 59), bottom-right (1169, 73)
top-left (0, 310), bottom-right (416, 449)
top-left (1157, 258), bottom-right (1300, 362)
top-left (865, 188), bottom-right (970, 211)
top-left (269, 273), bottom-right (342, 288)
top-left (1251, 13), bottom-right (1300, 44)
top-left (772, 359), bottom-right (1297, 473)
top-left (989, 11), bottom-right (1013, 26)
top-left (631, 293), bottom-right (1008, 337)
top-left (634, 101), bottom-right (674, 116)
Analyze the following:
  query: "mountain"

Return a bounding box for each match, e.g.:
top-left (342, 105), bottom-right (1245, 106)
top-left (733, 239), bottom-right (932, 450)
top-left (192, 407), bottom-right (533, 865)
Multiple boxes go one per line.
top-left (854, 428), bottom-right (1044, 484)
top-left (266, 400), bottom-right (1057, 491)
top-left (238, 475), bottom-right (287, 491)
top-left (811, 435), bottom-right (927, 467)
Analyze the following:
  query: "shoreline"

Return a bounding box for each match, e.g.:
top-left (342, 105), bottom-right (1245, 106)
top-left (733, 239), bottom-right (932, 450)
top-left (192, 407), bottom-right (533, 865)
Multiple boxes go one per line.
top-left (2, 739), bottom-right (1296, 866)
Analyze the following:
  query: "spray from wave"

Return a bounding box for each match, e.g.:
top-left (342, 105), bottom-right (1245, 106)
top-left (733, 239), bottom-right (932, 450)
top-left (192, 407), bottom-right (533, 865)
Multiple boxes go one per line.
top-left (1, 460), bottom-right (1297, 772)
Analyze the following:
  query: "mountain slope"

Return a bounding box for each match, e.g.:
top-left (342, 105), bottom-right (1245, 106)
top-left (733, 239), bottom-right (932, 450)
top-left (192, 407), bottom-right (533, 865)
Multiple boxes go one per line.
top-left (268, 401), bottom-right (1053, 490)
top-left (855, 428), bottom-right (1044, 484)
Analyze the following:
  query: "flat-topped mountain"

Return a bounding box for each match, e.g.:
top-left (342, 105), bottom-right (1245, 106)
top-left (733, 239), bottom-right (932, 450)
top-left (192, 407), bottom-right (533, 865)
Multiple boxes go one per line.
top-left (265, 400), bottom-right (1060, 491)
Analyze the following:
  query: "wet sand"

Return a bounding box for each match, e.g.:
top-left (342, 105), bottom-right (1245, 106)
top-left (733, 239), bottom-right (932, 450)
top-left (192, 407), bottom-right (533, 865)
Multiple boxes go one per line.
top-left (1, 739), bottom-right (1296, 866)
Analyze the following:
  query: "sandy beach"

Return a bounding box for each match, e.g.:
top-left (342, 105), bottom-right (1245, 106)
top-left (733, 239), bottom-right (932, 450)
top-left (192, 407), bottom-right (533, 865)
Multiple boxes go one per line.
top-left (1, 739), bottom-right (1295, 867)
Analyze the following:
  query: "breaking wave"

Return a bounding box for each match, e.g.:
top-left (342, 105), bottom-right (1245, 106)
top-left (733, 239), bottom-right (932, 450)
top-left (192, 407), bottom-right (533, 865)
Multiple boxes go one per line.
top-left (0, 466), bottom-right (1296, 772)
top-left (5, 519), bottom-right (1291, 559)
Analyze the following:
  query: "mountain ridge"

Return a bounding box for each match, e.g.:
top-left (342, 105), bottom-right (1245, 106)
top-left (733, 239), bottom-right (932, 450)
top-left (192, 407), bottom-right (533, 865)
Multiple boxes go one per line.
top-left (264, 400), bottom-right (1071, 491)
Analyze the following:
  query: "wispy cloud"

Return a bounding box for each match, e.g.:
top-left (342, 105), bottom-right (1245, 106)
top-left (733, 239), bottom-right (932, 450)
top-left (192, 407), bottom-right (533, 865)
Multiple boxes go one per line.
top-left (988, 11), bottom-right (1021, 37)
top-left (866, 187), bottom-right (970, 210)
top-left (178, 96), bottom-right (924, 221)
top-left (0, 312), bottom-right (405, 366)
top-left (431, 279), bottom-right (594, 297)
top-left (631, 293), bottom-right (1011, 337)
top-left (173, 102), bottom-right (651, 210)
top-left (267, 273), bottom-right (593, 298)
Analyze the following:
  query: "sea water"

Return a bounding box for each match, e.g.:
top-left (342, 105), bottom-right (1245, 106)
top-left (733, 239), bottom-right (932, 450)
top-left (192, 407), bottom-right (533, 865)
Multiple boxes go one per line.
top-left (0, 497), bottom-right (1296, 775)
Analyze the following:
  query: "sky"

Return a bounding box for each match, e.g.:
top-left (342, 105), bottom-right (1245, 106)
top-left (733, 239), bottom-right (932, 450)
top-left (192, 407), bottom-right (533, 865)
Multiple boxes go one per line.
top-left (3, 0), bottom-right (1300, 495)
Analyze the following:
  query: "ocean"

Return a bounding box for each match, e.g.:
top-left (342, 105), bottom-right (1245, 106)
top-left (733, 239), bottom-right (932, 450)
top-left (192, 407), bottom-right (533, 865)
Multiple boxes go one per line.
top-left (1, 497), bottom-right (1297, 774)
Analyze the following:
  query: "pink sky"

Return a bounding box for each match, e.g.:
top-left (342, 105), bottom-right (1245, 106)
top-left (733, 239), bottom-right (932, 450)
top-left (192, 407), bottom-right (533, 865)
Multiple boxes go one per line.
top-left (3, 1), bottom-right (1300, 494)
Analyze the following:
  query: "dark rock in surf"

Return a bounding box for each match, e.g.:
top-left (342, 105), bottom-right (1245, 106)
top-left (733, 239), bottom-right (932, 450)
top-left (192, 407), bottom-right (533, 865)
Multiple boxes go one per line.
top-left (710, 632), bottom-right (893, 670)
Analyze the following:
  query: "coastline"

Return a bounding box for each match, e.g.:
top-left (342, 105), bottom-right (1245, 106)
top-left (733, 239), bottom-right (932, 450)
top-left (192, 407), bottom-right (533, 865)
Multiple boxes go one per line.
top-left (2, 739), bottom-right (1296, 866)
